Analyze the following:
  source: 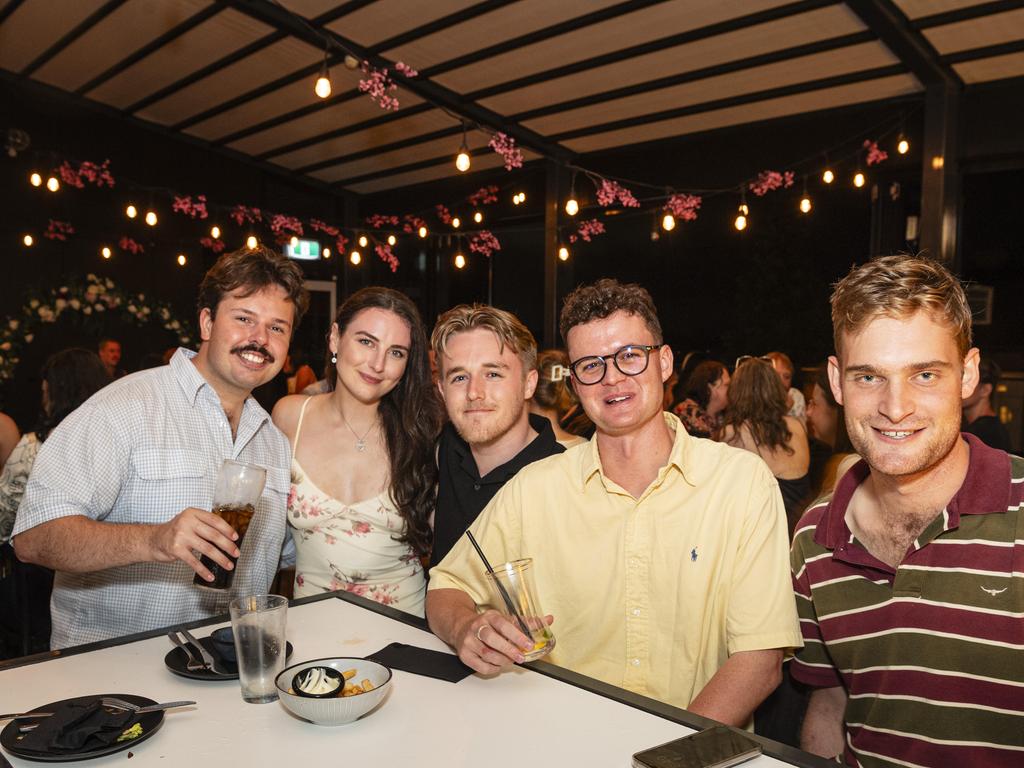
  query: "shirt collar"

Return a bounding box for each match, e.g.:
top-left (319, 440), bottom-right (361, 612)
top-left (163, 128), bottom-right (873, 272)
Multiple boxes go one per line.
top-left (170, 347), bottom-right (270, 432)
top-left (580, 412), bottom-right (692, 489)
top-left (815, 432), bottom-right (1013, 550)
top-left (448, 412), bottom-right (562, 483)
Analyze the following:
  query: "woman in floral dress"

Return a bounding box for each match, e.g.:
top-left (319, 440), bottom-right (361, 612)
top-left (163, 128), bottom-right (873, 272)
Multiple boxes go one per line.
top-left (273, 288), bottom-right (443, 616)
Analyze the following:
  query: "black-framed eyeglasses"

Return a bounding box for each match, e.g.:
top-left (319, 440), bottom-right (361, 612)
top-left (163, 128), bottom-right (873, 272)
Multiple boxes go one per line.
top-left (570, 344), bottom-right (663, 385)
top-left (734, 354), bottom-right (773, 371)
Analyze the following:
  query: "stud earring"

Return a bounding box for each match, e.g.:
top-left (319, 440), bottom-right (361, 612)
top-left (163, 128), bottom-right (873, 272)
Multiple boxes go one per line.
top-left (331, 353), bottom-right (337, 364)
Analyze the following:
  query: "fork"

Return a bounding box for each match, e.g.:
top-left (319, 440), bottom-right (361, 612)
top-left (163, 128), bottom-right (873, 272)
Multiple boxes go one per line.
top-left (100, 697), bottom-right (196, 714)
top-left (180, 628), bottom-right (219, 673)
top-left (167, 632), bottom-right (207, 672)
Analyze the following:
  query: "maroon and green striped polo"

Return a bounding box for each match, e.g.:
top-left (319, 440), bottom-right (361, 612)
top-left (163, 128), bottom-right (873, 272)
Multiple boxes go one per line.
top-left (791, 434), bottom-right (1024, 767)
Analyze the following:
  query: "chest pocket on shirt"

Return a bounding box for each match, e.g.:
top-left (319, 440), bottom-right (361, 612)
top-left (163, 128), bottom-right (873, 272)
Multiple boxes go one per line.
top-left (128, 448), bottom-right (210, 522)
top-left (264, 467), bottom-right (290, 499)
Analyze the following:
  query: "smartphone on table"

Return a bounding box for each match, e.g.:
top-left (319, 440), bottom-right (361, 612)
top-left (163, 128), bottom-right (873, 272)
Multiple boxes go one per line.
top-left (632, 724), bottom-right (763, 768)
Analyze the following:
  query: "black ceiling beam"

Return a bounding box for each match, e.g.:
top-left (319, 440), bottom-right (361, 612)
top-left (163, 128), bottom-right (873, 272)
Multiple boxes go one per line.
top-left (74, 3), bottom-right (226, 95)
top-left (249, 0), bottom-right (837, 164)
top-left (914, 0), bottom-right (1024, 29)
top-left (19, 0), bottom-right (127, 77)
top-left (207, 0), bottom-right (672, 149)
top-left (0, 0), bottom-right (27, 26)
top-left (328, 147), bottom-right (493, 188)
top-left (942, 38), bottom-right (1024, 65)
top-left (845, 0), bottom-right (961, 87)
top-left (227, 0), bottom-right (574, 163)
top-left (290, 29), bottom-right (873, 175)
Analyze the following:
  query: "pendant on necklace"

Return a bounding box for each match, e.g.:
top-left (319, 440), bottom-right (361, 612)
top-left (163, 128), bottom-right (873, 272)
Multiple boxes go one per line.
top-left (356, 439), bottom-right (366, 452)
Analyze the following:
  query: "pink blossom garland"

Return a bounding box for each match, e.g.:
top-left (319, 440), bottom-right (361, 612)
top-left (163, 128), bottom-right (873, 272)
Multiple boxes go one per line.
top-left (863, 140), bottom-right (888, 166)
top-left (366, 214), bottom-right (400, 229)
top-left (375, 243), bottom-right (399, 272)
top-left (230, 205), bottom-right (262, 226)
top-left (469, 230), bottom-right (501, 258)
top-left (488, 132), bottom-right (523, 171)
top-left (402, 215), bottom-right (427, 234)
top-left (172, 194), bottom-right (208, 220)
top-left (309, 218), bottom-right (339, 237)
top-left (394, 62), bottom-right (418, 78)
top-left (596, 179), bottom-right (639, 208)
top-left (57, 159), bottom-right (115, 189)
top-left (435, 205), bottom-right (452, 224)
top-left (269, 214), bottom-right (303, 239)
top-left (568, 219), bottom-right (606, 244)
top-left (467, 185), bottom-right (499, 206)
top-left (335, 233), bottom-right (349, 254)
top-left (749, 170), bottom-right (795, 197)
top-left (118, 236), bottom-right (144, 255)
top-left (43, 220), bottom-right (75, 241)
top-left (200, 237), bottom-right (226, 253)
top-left (663, 193), bottom-right (702, 222)
top-left (359, 63), bottom-right (402, 111)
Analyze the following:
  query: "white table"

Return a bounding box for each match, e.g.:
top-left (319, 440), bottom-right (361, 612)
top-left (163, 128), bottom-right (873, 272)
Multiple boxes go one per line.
top-left (0, 593), bottom-right (829, 767)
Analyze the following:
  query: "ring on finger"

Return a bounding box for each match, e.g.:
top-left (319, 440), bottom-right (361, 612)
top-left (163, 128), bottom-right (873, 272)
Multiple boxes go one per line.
top-left (475, 624), bottom-right (489, 643)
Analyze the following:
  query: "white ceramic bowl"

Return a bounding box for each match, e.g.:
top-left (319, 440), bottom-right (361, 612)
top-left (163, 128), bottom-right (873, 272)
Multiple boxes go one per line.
top-left (275, 657), bottom-right (392, 726)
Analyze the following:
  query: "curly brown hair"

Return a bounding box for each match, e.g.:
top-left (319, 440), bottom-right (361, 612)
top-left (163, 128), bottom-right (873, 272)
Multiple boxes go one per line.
top-left (197, 245), bottom-right (309, 327)
top-left (559, 278), bottom-right (662, 344)
top-left (722, 358), bottom-right (793, 454)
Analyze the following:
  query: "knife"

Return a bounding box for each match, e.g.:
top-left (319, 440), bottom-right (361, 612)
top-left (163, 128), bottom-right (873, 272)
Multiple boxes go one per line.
top-left (180, 628), bottom-right (219, 673)
top-left (0, 711), bottom-right (53, 721)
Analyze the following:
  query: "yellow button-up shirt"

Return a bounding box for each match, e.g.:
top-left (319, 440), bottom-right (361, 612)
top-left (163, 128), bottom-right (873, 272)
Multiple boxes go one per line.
top-left (429, 413), bottom-right (802, 711)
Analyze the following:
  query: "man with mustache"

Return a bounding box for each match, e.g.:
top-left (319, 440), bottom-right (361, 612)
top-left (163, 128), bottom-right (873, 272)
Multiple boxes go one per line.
top-left (13, 246), bottom-right (308, 648)
top-left (428, 305), bottom-right (564, 569)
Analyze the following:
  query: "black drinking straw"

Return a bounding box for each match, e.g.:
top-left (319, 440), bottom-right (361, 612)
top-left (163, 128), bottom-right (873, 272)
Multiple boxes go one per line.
top-left (465, 530), bottom-right (534, 641)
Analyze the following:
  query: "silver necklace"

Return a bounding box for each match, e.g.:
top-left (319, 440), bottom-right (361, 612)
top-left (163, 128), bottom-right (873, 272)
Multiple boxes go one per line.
top-left (336, 406), bottom-right (377, 452)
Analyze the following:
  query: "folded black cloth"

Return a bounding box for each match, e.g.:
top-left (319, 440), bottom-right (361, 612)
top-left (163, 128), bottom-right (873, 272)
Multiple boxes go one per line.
top-left (15, 701), bottom-right (135, 754)
top-left (366, 642), bottom-right (474, 683)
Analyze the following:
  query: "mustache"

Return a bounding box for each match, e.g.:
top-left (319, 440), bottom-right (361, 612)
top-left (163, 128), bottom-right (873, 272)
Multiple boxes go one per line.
top-left (230, 343), bottom-right (275, 364)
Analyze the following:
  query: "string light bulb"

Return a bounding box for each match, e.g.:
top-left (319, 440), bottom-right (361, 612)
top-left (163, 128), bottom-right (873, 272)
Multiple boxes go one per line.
top-left (822, 169), bottom-right (834, 184)
top-left (455, 123), bottom-right (471, 172)
top-left (452, 216), bottom-right (461, 229)
top-left (418, 225), bottom-right (428, 238)
top-left (126, 204), bottom-right (137, 219)
top-left (323, 247), bottom-right (331, 258)
top-left (565, 197), bottom-right (579, 216)
top-left (101, 246), bottom-right (111, 259)
top-left (558, 246), bottom-right (569, 261)
top-left (29, 172), bottom-right (42, 187)
top-left (734, 212), bottom-right (747, 231)
top-left (853, 171), bottom-right (865, 188)
top-left (897, 136), bottom-right (909, 155)
top-left (145, 210), bottom-right (157, 226)
top-left (799, 175), bottom-right (812, 214)
top-left (358, 235), bottom-right (368, 248)
top-left (734, 190), bottom-right (749, 231)
top-left (23, 234), bottom-right (33, 247)
top-left (177, 254), bottom-right (187, 266)
top-left (246, 235), bottom-right (258, 249)
top-left (290, 236), bottom-right (299, 247)
top-left (661, 213), bottom-right (676, 231)
top-left (314, 51), bottom-right (332, 99)
top-left (210, 225), bottom-right (221, 239)
top-left (473, 211), bottom-right (483, 224)
top-left (350, 250), bottom-right (362, 265)
top-left (46, 176), bottom-right (59, 192)
top-left (454, 252), bottom-right (466, 269)
top-left (387, 234), bottom-right (396, 246)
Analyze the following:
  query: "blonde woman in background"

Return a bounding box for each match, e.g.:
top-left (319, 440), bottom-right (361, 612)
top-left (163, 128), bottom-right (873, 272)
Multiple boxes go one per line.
top-left (530, 349), bottom-right (588, 448)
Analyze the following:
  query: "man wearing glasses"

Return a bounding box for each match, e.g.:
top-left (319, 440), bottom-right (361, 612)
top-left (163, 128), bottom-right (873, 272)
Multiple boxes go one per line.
top-left (428, 279), bottom-right (800, 727)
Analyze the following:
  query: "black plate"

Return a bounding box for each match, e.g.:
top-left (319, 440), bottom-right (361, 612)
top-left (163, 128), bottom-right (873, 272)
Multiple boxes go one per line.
top-left (0, 694), bottom-right (163, 763)
top-left (164, 636), bottom-right (293, 680)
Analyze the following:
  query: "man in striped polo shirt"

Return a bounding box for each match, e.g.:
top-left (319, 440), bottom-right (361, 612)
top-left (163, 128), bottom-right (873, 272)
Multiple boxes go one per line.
top-left (791, 254), bottom-right (1024, 766)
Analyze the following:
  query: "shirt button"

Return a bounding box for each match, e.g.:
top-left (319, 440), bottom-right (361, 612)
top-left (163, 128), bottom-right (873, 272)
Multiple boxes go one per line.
top-left (631, 608), bottom-right (641, 617)
top-left (473, 483), bottom-right (481, 491)
top-left (631, 658), bottom-right (641, 667)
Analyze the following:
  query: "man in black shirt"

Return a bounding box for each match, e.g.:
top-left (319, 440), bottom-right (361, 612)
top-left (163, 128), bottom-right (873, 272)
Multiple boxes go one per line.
top-left (429, 305), bottom-right (564, 568)
top-left (962, 357), bottom-right (1012, 452)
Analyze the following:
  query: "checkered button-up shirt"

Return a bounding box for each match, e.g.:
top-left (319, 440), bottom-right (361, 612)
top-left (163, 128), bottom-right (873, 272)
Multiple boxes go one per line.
top-left (14, 348), bottom-right (292, 649)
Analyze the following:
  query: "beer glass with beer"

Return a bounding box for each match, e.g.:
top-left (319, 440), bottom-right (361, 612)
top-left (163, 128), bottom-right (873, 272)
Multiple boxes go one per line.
top-left (194, 459), bottom-right (266, 590)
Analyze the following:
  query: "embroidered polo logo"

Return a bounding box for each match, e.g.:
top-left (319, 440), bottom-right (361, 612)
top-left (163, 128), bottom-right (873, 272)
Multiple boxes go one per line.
top-left (690, 547), bottom-right (698, 562)
top-left (981, 586), bottom-right (1008, 596)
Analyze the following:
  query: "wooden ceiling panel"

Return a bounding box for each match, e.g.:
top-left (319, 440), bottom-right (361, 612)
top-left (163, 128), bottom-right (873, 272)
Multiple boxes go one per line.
top-left (523, 42), bottom-right (898, 136)
top-left (891, 0), bottom-right (994, 20)
top-left (184, 78), bottom-right (326, 141)
top-left (225, 93), bottom-right (426, 156)
top-left (954, 50), bottom-right (1024, 83)
top-left (343, 151), bottom-right (520, 194)
top-left (922, 9), bottom-right (1024, 55)
top-left (270, 109), bottom-right (455, 169)
top-left (563, 73), bottom-right (921, 154)
top-left (481, 5), bottom-right (867, 116)
top-left (324, 0), bottom-right (472, 49)
top-left (0, 0), bottom-right (111, 73)
top-left (276, 0), bottom-right (351, 19)
top-left (381, 0), bottom-right (621, 72)
top-left (434, 0), bottom-right (795, 94)
top-left (32, 0), bottom-right (211, 92)
top-left (139, 37), bottom-right (322, 126)
top-left (85, 8), bottom-right (272, 112)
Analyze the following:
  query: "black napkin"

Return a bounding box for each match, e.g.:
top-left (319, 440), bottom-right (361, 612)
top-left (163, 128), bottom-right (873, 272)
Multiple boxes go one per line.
top-left (365, 642), bottom-right (474, 683)
top-left (15, 701), bottom-right (135, 754)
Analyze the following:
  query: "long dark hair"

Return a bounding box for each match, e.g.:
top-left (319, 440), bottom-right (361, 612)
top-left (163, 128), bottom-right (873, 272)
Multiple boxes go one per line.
top-left (327, 288), bottom-right (443, 557)
top-left (36, 348), bottom-right (110, 442)
top-left (722, 358), bottom-right (794, 454)
top-left (683, 360), bottom-right (726, 411)
top-left (814, 365), bottom-right (854, 454)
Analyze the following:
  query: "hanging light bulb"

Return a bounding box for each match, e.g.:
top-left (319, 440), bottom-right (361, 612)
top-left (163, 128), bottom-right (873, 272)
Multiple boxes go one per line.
top-left (473, 211), bottom-right (483, 224)
top-left (558, 246), bottom-right (569, 261)
top-left (454, 252), bottom-right (466, 269)
top-left (210, 225), bottom-right (221, 239)
top-left (46, 176), bottom-right (59, 192)
top-left (661, 213), bottom-right (676, 231)
top-left (387, 234), bottom-right (396, 246)
top-left (452, 216), bottom-right (461, 229)
top-left (314, 51), bottom-right (332, 99)
top-left (323, 247), bottom-right (331, 258)
top-left (177, 254), bottom-right (187, 266)
top-left (350, 250), bottom-right (362, 265)
top-left (822, 169), bottom-right (835, 185)
top-left (101, 246), bottom-right (111, 259)
top-left (799, 175), bottom-right (812, 214)
top-left (418, 225), bottom-right (428, 238)
top-left (29, 172), bottom-right (42, 187)
top-left (853, 171), bottom-right (866, 188)
top-left (23, 234), bottom-right (33, 247)
top-left (734, 190), bottom-right (749, 231)
top-left (897, 136), bottom-right (909, 155)
top-left (126, 204), bottom-right (137, 219)
top-left (734, 212), bottom-right (747, 231)
top-left (145, 210), bottom-right (158, 226)
top-left (564, 197), bottom-right (579, 216)
top-left (358, 235), bottom-right (368, 248)
top-left (455, 123), bottom-right (471, 172)
top-left (290, 236), bottom-right (299, 247)
top-left (246, 235), bottom-right (258, 249)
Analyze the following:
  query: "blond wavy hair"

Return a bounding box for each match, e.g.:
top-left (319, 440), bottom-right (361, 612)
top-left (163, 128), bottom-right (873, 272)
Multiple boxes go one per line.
top-left (831, 255), bottom-right (972, 357)
top-left (431, 304), bottom-right (537, 375)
